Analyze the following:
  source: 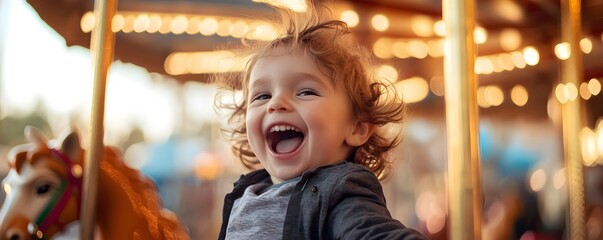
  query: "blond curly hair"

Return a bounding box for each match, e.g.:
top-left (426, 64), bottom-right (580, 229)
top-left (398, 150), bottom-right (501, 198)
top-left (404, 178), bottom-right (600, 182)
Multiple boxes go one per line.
top-left (215, 1), bottom-right (405, 179)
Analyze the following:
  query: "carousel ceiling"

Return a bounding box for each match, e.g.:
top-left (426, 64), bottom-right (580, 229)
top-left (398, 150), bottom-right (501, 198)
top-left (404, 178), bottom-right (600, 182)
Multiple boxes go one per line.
top-left (25, 0), bottom-right (603, 121)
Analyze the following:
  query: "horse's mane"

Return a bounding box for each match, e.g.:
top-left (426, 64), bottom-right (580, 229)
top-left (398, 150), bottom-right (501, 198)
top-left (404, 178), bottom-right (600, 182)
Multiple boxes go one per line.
top-left (100, 146), bottom-right (188, 239)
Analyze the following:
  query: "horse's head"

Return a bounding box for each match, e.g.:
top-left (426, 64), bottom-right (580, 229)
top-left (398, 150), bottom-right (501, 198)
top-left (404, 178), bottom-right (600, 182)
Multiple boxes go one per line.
top-left (0, 126), bottom-right (83, 240)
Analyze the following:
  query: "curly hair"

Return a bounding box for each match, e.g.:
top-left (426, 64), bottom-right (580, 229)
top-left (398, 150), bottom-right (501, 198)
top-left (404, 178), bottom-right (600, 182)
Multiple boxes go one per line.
top-left (214, 0), bottom-right (405, 180)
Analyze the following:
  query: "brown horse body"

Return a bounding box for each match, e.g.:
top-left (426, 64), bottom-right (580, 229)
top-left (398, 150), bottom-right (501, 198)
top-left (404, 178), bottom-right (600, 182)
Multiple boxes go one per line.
top-left (0, 127), bottom-right (189, 239)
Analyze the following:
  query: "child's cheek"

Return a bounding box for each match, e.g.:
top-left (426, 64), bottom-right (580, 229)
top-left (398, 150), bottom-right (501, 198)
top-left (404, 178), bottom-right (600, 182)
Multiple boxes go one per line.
top-left (305, 112), bottom-right (330, 134)
top-left (246, 111), bottom-right (262, 140)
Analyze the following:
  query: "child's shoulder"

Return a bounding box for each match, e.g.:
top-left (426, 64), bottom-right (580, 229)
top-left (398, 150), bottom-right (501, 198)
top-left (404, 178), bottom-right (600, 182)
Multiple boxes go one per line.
top-left (309, 161), bottom-right (386, 201)
top-left (311, 161), bottom-right (379, 185)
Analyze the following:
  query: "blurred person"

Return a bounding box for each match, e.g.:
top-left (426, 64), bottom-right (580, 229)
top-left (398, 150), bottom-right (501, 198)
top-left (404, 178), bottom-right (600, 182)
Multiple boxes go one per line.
top-left (214, 0), bottom-right (426, 239)
top-left (483, 179), bottom-right (562, 240)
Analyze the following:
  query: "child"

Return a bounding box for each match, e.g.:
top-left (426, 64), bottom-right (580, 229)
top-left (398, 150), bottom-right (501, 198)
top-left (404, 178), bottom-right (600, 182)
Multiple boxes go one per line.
top-left (215, 1), bottom-right (427, 239)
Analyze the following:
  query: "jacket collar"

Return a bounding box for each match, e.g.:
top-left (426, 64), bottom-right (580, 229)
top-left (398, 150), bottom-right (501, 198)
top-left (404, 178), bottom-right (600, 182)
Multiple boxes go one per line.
top-left (233, 169), bottom-right (271, 189)
top-left (235, 160), bottom-right (351, 187)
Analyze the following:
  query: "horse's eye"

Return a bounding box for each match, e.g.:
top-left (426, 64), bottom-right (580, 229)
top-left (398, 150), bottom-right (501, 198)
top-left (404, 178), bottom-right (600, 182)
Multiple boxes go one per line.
top-left (36, 184), bottom-right (51, 195)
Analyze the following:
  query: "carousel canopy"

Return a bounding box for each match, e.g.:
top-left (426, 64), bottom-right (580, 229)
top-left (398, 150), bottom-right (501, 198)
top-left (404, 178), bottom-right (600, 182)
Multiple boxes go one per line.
top-left (25, 0), bottom-right (603, 121)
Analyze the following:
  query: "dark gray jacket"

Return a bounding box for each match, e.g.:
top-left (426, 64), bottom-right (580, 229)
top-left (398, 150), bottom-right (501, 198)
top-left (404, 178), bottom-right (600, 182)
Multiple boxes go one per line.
top-left (218, 161), bottom-right (428, 239)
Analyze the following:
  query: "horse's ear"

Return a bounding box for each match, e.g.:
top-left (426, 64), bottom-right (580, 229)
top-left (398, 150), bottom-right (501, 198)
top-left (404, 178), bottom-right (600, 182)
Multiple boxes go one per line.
top-left (56, 127), bottom-right (83, 162)
top-left (7, 144), bottom-right (32, 170)
top-left (25, 126), bottom-right (48, 149)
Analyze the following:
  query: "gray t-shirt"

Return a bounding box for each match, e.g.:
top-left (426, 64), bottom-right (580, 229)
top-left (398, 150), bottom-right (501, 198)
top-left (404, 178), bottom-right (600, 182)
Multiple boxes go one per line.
top-left (225, 177), bottom-right (300, 239)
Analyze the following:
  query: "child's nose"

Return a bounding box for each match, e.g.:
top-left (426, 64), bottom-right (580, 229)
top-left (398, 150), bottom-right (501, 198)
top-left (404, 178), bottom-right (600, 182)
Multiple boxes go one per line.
top-left (268, 95), bottom-right (291, 113)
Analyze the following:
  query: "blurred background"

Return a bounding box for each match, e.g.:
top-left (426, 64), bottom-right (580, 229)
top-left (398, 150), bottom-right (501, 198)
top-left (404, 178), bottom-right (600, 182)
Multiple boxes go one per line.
top-left (1, 0), bottom-right (603, 239)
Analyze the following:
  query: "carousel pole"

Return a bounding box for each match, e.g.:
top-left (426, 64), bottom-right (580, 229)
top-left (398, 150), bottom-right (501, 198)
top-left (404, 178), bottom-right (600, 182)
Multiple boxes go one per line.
top-left (560, 0), bottom-right (586, 238)
top-left (443, 0), bottom-right (482, 238)
top-left (0, 0), bottom-right (11, 117)
top-left (82, 0), bottom-right (117, 239)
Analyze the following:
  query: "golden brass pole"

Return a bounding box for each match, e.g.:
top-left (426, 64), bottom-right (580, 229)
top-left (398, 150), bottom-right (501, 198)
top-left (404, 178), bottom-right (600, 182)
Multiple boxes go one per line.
top-left (0, 0), bottom-right (8, 117)
top-left (560, 0), bottom-right (586, 238)
top-left (82, 0), bottom-right (116, 239)
top-left (443, 0), bottom-right (482, 238)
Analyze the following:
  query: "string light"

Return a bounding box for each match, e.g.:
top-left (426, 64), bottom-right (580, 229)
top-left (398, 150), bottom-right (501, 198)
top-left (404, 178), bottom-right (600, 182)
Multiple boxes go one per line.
top-left (133, 14), bottom-right (150, 33)
top-left (199, 18), bottom-right (219, 36)
top-left (230, 21), bottom-right (249, 38)
top-left (477, 86), bottom-right (491, 108)
top-left (392, 41), bottom-right (409, 59)
top-left (565, 83), bottom-right (580, 101)
top-left (554, 42), bottom-right (571, 60)
top-left (475, 57), bottom-right (494, 75)
top-left (523, 46), bottom-right (540, 66)
top-left (474, 26), bottom-right (488, 44)
top-left (529, 169), bottom-right (546, 192)
top-left (395, 77), bottom-right (429, 103)
top-left (147, 15), bottom-right (161, 33)
top-left (81, 11), bottom-right (278, 40)
top-left (216, 19), bottom-right (232, 37)
top-left (79, 10), bottom-right (600, 110)
top-left (185, 17), bottom-right (201, 35)
top-left (477, 85), bottom-right (504, 107)
top-left (511, 85), bottom-right (528, 106)
top-left (375, 65), bottom-right (399, 82)
top-left (580, 82), bottom-right (592, 100)
top-left (433, 20), bottom-right (446, 37)
top-left (411, 15), bottom-right (434, 37)
top-left (371, 14), bottom-right (389, 32)
top-left (500, 28), bottom-right (521, 51)
top-left (158, 15), bottom-right (172, 34)
top-left (80, 12), bottom-right (95, 33)
top-left (511, 51), bottom-right (527, 69)
top-left (340, 10), bottom-right (359, 28)
top-left (580, 37), bottom-right (593, 54)
top-left (484, 85), bottom-right (504, 106)
top-left (164, 51), bottom-right (249, 75)
top-left (111, 14), bottom-right (124, 33)
top-left (94, 11), bottom-right (542, 78)
top-left (581, 127), bottom-right (598, 166)
top-left (122, 15), bottom-right (136, 33)
top-left (589, 78), bottom-right (601, 95)
top-left (373, 38), bottom-right (394, 59)
top-left (407, 40), bottom-right (429, 59)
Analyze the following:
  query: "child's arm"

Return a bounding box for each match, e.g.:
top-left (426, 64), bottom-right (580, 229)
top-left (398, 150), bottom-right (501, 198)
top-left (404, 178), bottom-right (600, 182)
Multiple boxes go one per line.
top-left (327, 170), bottom-right (428, 240)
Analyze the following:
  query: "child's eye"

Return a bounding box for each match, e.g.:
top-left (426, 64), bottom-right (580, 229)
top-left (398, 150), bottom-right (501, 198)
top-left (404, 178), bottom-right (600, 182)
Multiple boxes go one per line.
top-left (298, 89), bottom-right (318, 96)
top-left (251, 93), bottom-right (271, 102)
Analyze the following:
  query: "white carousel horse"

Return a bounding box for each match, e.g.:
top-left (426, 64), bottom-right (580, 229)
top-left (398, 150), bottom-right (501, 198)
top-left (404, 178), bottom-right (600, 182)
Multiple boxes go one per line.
top-left (0, 126), bottom-right (189, 240)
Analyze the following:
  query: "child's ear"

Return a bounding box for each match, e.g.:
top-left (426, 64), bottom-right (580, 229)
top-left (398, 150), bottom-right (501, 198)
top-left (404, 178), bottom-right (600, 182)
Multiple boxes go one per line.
top-left (345, 121), bottom-right (375, 147)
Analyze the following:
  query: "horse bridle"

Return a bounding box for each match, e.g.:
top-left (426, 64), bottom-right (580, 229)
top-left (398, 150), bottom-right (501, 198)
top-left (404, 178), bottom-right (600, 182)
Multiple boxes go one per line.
top-left (28, 149), bottom-right (83, 240)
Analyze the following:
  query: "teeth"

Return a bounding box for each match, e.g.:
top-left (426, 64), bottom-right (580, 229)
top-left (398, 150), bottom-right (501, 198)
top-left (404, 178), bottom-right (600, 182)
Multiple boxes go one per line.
top-left (270, 125), bottom-right (300, 133)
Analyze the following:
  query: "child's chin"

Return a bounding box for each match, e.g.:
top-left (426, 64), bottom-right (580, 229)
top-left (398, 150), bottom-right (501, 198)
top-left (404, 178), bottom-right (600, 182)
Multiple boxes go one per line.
top-left (272, 168), bottom-right (304, 181)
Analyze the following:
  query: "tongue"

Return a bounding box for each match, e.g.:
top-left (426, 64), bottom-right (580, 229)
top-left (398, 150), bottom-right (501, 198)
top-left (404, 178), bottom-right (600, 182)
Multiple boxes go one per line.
top-left (275, 137), bottom-right (303, 154)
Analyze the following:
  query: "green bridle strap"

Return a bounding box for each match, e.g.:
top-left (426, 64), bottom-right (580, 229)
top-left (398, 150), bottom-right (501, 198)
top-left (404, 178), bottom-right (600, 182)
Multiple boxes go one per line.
top-left (34, 179), bottom-right (67, 226)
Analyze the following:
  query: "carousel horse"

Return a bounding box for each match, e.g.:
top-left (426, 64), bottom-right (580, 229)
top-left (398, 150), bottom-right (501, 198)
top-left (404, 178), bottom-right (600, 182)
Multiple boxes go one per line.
top-left (0, 127), bottom-right (190, 240)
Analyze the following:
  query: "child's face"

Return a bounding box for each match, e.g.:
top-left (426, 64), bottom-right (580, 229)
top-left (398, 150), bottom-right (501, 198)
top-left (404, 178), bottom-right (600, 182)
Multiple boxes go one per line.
top-left (246, 52), bottom-right (357, 183)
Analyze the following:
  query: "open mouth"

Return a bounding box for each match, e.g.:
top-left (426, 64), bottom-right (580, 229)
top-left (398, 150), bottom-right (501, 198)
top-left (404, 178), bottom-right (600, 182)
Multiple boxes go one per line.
top-left (266, 125), bottom-right (305, 154)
